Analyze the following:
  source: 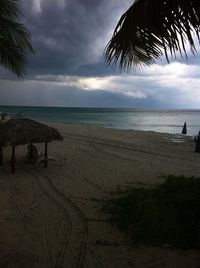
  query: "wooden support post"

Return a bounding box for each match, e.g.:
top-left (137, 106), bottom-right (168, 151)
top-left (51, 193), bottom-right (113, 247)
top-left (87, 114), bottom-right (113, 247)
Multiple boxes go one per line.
top-left (11, 146), bottom-right (16, 173)
top-left (0, 146), bottom-right (3, 166)
top-left (30, 143), bottom-right (33, 158)
top-left (44, 142), bottom-right (48, 168)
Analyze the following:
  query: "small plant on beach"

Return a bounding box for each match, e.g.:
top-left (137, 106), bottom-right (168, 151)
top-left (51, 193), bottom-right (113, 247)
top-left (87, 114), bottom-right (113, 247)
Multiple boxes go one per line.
top-left (103, 175), bottom-right (200, 249)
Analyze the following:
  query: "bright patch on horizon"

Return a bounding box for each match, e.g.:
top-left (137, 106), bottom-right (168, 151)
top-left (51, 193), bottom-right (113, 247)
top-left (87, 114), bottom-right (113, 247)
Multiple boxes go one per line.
top-left (14, 61), bottom-right (200, 108)
top-left (79, 77), bottom-right (110, 90)
top-left (145, 62), bottom-right (200, 77)
top-left (124, 91), bottom-right (146, 98)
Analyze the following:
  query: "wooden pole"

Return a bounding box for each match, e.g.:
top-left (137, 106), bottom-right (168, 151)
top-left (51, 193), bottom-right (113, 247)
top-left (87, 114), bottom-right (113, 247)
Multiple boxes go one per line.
top-left (11, 146), bottom-right (16, 173)
top-left (30, 143), bottom-right (33, 158)
top-left (0, 146), bottom-right (3, 166)
top-left (44, 142), bottom-right (48, 168)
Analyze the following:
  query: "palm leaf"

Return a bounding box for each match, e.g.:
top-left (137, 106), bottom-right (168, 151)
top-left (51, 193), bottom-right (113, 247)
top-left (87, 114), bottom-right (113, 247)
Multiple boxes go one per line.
top-left (105, 0), bottom-right (200, 70)
top-left (0, 38), bottom-right (26, 77)
top-left (0, 0), bottom-right (22, 18)
top-left (0, 0), bottom-right (34, 76)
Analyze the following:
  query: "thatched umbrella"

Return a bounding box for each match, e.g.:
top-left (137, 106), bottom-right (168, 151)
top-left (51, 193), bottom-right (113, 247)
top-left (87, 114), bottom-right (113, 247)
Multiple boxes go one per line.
top-left (0, 116), bottom-right (63, 173)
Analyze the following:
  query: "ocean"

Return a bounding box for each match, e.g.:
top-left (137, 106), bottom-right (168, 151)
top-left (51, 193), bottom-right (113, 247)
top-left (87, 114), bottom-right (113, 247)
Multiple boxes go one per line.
top-left (0, 106), bottom-right (200, 136)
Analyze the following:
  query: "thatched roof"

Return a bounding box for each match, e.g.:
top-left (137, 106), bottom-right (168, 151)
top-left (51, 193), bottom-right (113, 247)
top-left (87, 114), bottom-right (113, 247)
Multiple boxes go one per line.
top-left (0, 117), bottom-right (63, 146)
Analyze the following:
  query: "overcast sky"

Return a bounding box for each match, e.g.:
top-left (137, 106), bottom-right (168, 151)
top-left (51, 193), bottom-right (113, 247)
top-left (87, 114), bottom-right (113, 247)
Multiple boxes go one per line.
top-left (0, 0), bottom-right (200, 109)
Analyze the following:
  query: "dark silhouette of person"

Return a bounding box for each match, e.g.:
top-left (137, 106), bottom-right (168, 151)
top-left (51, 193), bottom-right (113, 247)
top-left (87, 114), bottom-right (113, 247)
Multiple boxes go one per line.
top-left (182, 122), bottom-right (187, 134)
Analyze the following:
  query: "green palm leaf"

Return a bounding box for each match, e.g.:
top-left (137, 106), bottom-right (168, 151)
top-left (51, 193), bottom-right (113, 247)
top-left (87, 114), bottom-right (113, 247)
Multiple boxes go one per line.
top-left (0, 0), bottom-right (34, 76)
top-left (105, 0), bottom-right (200, 70)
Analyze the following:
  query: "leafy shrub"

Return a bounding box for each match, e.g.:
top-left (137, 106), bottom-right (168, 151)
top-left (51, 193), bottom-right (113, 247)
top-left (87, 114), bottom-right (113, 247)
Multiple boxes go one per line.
top-left (104, 175), bottom-right (200, 249)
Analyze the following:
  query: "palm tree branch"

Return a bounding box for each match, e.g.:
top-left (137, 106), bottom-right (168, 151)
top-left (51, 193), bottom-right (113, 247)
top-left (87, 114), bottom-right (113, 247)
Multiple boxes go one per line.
top-left (0, 0), bottom-right (34, 76)
top-left (0, 0), bottom-right (22, 19)
top-left (0, 38), bottom-right (26, 76)
top-left (105, 0), bottom-right (200, 69)
top-left (0, 17), bottom-right (34, 51)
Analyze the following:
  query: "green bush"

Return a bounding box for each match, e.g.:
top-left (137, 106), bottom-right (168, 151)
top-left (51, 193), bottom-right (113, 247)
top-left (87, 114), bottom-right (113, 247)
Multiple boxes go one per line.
top-left (104, 175), bottom-right (200, 249)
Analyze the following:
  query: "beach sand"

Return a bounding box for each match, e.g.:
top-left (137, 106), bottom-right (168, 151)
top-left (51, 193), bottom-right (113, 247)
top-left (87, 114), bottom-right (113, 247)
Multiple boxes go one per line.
top-left (0, 123), bottom-right (200, 268)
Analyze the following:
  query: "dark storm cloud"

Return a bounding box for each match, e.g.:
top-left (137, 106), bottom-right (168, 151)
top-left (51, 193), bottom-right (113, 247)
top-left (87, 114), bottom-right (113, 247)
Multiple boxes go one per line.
top-left (0, 0), bottom-right (199, 108)
top-left (20, 0), bottom-right (132, 76)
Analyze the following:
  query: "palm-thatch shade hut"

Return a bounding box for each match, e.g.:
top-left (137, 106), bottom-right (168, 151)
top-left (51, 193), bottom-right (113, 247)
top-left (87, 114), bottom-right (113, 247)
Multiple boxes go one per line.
top-left (0, 116), bottom-right (63, 173)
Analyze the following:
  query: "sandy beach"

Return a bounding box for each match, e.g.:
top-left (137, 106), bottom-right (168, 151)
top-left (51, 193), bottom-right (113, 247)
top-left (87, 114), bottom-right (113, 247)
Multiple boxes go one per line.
top-left (0, 123), bottom-right (200, 268)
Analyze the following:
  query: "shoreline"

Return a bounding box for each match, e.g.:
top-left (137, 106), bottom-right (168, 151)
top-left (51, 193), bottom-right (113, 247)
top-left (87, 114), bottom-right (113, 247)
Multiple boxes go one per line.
top-left (0, 106), bottom-right (199, 136)
top-left (44, 120), bottom-right (195, 138)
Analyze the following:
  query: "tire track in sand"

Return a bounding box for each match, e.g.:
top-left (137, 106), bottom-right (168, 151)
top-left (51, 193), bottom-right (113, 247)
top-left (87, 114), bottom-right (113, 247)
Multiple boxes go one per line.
top-left (35, 170), bottom-right (88, 268)
top-left (43, 211), bottom-right (72, 268)
top-left (9, 168), bottom-right (73, 268)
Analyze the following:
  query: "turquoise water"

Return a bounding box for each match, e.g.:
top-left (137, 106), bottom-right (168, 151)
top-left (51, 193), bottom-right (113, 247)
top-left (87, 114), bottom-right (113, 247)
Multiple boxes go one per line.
top-left (0, 106), bottom-right (200, 135)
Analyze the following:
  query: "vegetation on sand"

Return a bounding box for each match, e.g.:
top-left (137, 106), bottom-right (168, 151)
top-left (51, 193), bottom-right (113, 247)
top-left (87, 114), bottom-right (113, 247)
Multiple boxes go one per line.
top-left (104, 175), bottom-right (200, 249)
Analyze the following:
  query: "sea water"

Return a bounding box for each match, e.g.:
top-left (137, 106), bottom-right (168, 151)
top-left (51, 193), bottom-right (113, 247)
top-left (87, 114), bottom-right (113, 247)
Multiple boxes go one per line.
top-left (0, 106), bottom-right (200, 136)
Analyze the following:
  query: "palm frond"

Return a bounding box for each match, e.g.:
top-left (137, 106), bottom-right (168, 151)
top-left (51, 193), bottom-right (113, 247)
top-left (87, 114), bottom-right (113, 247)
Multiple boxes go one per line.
top-left (0, 0), bottom-right (22, 18)
top-left (0, 0), bottom-right (34, 76)
top-left (105, 0), bottom-right (200, 70)
top-left (0, 17), bottom-right (34, 51)
top-left (0, 38), bottom-right (26, 76)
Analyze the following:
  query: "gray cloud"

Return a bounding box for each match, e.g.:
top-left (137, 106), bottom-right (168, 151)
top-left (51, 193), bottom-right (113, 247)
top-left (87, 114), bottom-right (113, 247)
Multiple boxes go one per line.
top-left (1, 71), bottom-right (199, 108)
top-left (0, 78), bottom-right (162, 108)
top-left (0, 1), bottom-right (199, 109)
top-left (20, 0), bottom-right (132, 76)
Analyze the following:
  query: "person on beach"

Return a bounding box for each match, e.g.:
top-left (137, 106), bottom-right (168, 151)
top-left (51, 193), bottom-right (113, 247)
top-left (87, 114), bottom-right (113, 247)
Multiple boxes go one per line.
top-left (194, 132), bottom-right (200, 152)
top-left (182, 122), bottom-right (187, 134)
